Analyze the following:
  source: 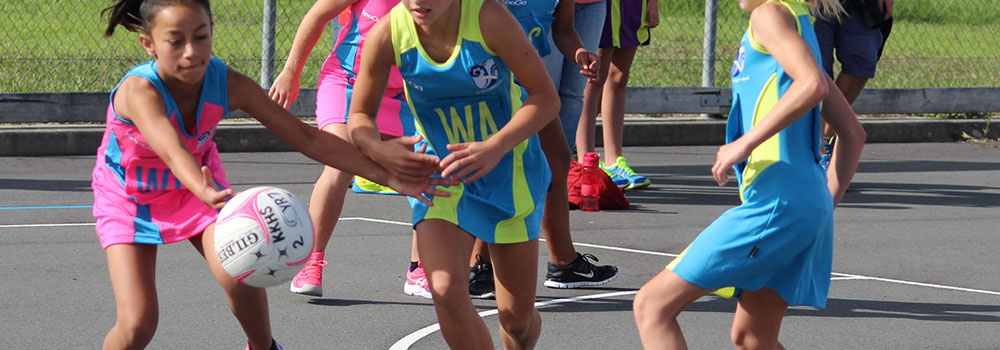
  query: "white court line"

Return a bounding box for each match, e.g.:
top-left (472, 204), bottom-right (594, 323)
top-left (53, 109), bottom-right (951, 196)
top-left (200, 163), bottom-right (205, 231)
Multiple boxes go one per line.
top-left (6, 217), bottom-right (1000, 297)
top-left (344, 217), bottom-right (1000, 348)
top-left (390, 290), bottom-right (639, 350)
top-left (0, 222), bottom-right (95, 229)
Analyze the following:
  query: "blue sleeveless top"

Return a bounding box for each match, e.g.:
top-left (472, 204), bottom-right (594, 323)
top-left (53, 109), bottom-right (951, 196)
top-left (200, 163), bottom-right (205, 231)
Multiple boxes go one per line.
top-left (504, 0), bottom-right (558, 57)
top-left (389, 0), bottom-right (550, 243)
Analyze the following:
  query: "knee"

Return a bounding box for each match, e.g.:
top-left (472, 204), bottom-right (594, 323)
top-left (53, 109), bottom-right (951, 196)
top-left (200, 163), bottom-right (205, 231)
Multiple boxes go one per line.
top-left (633, 284), bottom-right (673, 327)
top-left (730, 327), bottom-right (776, 350)
top-left (427, 275), bottom-right (466, 305)
top-left (497, 308), bottom-right (539, 339)
top-left (114, 312), bottom-right (158, 348)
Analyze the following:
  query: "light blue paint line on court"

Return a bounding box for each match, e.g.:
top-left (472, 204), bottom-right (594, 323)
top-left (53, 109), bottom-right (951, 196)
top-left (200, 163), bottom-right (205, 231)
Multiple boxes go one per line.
top-left (0, 205), bottom-right (93, 210)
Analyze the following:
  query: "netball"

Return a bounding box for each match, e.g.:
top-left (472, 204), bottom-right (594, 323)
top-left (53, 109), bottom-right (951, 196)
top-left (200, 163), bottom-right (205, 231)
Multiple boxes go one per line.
top-left (214, 186), bottom-right (315, 287)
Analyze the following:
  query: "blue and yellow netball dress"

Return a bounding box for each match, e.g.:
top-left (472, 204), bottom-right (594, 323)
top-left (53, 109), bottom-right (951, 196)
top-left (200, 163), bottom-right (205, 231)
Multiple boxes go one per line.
top-left (503, 0), bottom-right (557, 57)
top-left (666, 0), bottom-right (834, 308)
top-left (389, 0), bottom-right (551, 244)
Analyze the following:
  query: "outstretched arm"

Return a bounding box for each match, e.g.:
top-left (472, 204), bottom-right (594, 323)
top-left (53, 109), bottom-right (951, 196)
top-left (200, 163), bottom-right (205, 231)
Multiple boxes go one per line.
top-left (346, 18), bottom-right (441, 182)
top-left (269, 0), bottom-right (355, 109)
top-left (231, 68), bottom-right (452, 205)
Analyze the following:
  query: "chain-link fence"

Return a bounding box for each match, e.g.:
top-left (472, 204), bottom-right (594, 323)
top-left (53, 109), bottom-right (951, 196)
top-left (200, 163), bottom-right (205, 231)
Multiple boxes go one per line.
top-left (2, 0), bottom-right (999, 93)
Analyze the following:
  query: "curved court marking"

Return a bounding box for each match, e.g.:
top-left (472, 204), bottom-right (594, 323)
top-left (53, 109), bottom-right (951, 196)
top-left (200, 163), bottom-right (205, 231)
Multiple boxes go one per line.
top-left (340, 217), bottom-right (1000, 348)
top-left (389, 290), bottom-right (640, 350)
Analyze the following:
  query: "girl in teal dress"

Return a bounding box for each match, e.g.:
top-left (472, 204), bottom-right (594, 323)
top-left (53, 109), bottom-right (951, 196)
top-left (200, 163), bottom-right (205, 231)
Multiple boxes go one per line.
top-left (633, 0), bottom-right (866, 348)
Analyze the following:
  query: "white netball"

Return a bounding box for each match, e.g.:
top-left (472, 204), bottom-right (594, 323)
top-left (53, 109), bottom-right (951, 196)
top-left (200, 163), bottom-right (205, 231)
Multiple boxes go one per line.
top-left (214, 186), bottom-right (315, 287)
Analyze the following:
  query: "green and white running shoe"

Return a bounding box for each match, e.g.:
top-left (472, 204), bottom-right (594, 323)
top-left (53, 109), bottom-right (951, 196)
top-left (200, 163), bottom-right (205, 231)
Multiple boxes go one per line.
top-left (604, 156), bottom-right (650, 190)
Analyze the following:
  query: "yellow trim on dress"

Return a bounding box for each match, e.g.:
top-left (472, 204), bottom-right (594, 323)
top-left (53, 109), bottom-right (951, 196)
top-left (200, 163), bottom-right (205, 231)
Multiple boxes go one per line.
top-left (739, 73), bottom-right (782, 203)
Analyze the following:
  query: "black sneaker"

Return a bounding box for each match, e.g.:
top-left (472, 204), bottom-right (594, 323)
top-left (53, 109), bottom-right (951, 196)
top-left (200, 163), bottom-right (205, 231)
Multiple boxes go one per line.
top-left (469, 255), bottom-right (496, 299)
top-left (544, 253), bottom-right (620, 289)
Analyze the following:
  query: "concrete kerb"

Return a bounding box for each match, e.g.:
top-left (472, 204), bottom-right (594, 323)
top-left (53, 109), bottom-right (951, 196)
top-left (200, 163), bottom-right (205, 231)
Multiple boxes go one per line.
top-left (0, 118), bottom-right (995, 157)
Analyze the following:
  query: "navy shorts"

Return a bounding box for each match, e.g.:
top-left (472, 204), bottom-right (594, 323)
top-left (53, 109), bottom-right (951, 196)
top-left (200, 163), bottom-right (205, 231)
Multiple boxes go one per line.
top-left (813, 7), bottom-right (886, 79)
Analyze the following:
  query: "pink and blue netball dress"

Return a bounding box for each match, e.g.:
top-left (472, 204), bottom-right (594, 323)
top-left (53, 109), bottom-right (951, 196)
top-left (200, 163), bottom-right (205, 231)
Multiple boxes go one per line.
top-left (667, 0), bottom-right (834, 308)
top-left (92, 58), bottom-right (231, 249)
top-left (316, 0), bottom-right (414, 137)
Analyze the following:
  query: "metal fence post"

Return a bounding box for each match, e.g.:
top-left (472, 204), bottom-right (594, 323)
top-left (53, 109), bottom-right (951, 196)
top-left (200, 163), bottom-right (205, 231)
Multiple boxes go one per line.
top-left (701, 0), bottom-right (719, 119)
top-left (261, 0), bottom-right (277, 88)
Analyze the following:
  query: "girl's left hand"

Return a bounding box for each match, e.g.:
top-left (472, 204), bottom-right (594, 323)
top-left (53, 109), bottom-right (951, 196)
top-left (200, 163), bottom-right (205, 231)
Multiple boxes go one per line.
top-left (438, 141), bottom-right (504, 183)
top-left (711, 140), bottom-right (750, 186)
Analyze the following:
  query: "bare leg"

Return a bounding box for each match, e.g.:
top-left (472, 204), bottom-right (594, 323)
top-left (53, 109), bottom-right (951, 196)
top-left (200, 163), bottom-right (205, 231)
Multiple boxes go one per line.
top-left (576, 47), bottom-right (615, 162)
top-left (489, 239), bottom-right (542, 350)
top-left (537, 117), bottom-right (577, 265)
top-left (308, 124), bottom-right (354, 254)
top-left (410, 230), bottom-right (421, 262)
top-left (192, 226), bottom-right (273, 350)
top-left (601, 46), bottom-right (638, 162)
top-left (103, 244), bottom-right (159, 350)
top-left (633, 269), bottom-right (710, 349)
top-left (416, 220), bottom-right (492, 349)
top-left (470, 238), bottom-right (490, 266)
top-left (730, 288), bottom-right (788, 350)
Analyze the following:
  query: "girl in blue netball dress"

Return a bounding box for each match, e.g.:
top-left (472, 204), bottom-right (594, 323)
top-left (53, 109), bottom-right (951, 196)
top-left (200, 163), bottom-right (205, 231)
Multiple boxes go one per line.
top-left (347, 0), bottom-right (559, 347)
top-left (632, 0), bottom-right (865, 348)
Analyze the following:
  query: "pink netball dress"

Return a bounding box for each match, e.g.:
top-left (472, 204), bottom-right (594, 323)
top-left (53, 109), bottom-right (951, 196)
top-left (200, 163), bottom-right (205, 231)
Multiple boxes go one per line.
top-left (315, 0), bottom-right (414, 137)
top-left (92, 58), bottom-right (231, 249)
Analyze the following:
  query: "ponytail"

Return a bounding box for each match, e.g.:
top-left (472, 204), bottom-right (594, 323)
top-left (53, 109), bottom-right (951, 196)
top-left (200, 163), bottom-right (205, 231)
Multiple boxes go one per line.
top-left (102, 0), bottom-right (143, 37)
top-left (101, 0), bottom-right (213, 38)
top-left (808, 0), bottom-right (846, 21)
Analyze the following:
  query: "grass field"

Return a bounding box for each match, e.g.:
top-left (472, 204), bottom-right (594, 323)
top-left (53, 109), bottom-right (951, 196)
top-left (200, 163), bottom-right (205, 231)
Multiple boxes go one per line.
top-left (1, 0), bottom-right (998, 93)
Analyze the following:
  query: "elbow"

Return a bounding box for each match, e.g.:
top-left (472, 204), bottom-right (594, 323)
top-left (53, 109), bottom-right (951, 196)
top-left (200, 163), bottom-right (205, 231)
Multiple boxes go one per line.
top-left (808, 76), bottom-right (829, 106)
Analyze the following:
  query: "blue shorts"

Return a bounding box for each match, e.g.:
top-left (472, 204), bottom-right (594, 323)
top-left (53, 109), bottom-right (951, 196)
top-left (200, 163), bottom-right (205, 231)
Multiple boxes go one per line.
top-left (813, 7), bottom-right (885, 79)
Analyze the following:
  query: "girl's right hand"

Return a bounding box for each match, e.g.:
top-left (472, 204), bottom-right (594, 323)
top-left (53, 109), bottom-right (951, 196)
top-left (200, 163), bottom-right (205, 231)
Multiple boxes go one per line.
top-left (195, 166), bottom-right (233, 210)
top-left (370, 135), bottom-right (441, 182)
top-left (268, 70), bottom-right (301, 110)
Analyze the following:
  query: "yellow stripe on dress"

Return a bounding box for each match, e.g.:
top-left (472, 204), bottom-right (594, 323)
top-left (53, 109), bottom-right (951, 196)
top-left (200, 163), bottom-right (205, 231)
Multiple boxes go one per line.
top-left (664, 246), bottom-right (737, 298)
top-left (493, 138), bottom-right (533, 243)
top-left (739, 73), bottom-right (782, 203)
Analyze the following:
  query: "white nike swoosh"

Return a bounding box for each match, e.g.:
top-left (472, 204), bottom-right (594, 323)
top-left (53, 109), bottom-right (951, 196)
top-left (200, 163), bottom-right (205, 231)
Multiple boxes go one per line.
top-left (573, 270), bottom-right (594, 278)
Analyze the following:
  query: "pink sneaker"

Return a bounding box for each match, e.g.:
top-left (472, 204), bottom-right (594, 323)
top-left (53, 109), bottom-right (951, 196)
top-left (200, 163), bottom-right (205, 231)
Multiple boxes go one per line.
top-left (290, 253), bottom-right (328, 297)
top-left (403, 263), bottom-right (432, 299)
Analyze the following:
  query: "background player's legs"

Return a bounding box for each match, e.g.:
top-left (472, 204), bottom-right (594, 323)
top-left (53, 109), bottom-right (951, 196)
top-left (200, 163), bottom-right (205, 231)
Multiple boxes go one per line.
top-left (633, 269), bottom-right (709, 349)
top-left (489, 239), bottom-right (542, 350)
top-left (309, 124), bottom-right (353, 254)
top-left (192, 226), bottom-right (274, 350)
top-left (103, 244), bottom-right (159, 349)
top-left (537, 118), bottom-right (576, 265)
top-left (291, 123), bottom-right (353, 296)
top-left (730, 288), bottom-right (788, 350)
top-left (600, 46), bottom-right (637, 163)
top-left (416, 220), bottom-right (492, 349)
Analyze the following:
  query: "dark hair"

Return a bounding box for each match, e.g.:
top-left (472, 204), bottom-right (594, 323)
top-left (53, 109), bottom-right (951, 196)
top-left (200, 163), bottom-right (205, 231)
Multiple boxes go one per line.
top-left (102, 0), bottom-right (212, 37)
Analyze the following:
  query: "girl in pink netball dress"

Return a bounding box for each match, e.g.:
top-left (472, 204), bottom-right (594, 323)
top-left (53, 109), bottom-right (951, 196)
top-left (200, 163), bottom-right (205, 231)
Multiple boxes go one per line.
top-left (94, 1), bottom-right (447, 348)
top-left (268, 0), bottom-right (429, 298)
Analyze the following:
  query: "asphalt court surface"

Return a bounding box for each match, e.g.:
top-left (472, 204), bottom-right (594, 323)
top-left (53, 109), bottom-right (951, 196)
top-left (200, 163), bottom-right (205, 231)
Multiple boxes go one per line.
top-left (2, 143), bottom-right (999, 349)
